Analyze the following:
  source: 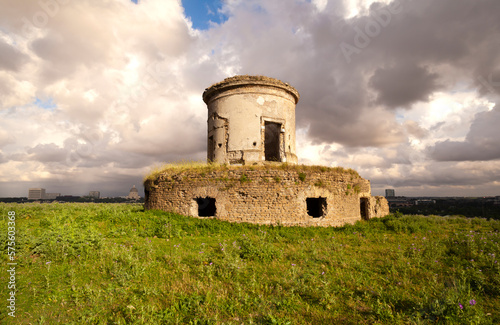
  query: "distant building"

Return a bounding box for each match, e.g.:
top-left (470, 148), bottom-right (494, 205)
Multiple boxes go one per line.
top-left (89, 191), bottom-right (101, 199)
top-left (415, 199), bottom-right (436, 205)
top-left (44, 193), bottom-right (61, 200)
top-left (385, 189), bottom-right (395, 198)
top-left (28, 188), bottom-right (46, 200)
top-left (127, 185), bottom-right (140, 200)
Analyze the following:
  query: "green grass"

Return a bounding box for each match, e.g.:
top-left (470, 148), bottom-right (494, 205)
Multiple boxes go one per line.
top-left (1, 203), bottom-right (499, 324)
top-left (143, 161), bottom-right (360, 183)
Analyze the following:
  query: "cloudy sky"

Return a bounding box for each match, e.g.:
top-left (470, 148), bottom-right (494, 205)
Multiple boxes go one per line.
top-left (0, 0), bottom-right (499, 198)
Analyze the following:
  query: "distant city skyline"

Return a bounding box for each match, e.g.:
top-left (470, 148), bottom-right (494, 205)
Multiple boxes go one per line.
top-left (15, 184), bottom-right (142, 199)
top-left (1, 0), bottom-right (499, 198)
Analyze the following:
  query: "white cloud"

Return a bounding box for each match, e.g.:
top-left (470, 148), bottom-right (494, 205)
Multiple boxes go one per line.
top-left (0, 0), bottom-right (499, 197)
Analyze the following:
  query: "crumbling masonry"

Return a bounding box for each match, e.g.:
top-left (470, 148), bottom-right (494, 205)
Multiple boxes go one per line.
top-left (144, 75), bottom-right (389, 226)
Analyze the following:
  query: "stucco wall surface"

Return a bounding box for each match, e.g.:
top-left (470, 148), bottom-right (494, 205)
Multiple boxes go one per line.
top-left (204, 75), bottom-right (299, 165)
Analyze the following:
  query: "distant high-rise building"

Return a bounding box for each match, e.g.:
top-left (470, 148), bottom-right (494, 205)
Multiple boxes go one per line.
top-left (385, 189), bottom-right (395, 198)
top-left (127, 185), bottom-right (140, 200)
top-left (28, 188), bottom-right (46, 200)
top-left (89, 191), bottom-right (100, 199)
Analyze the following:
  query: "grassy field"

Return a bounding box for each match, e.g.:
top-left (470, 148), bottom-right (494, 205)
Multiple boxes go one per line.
top-left (0, 203), bottom-right (499, 324)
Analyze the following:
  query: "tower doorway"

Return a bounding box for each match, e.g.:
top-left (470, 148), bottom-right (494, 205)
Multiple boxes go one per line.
top-left (265, 122), bottom-right (281, 161)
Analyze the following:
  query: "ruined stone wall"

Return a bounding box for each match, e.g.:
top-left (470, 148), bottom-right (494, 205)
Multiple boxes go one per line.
top-left (144, 166), bottom-right (389, 226)
top-left (203, 76), bottom-right (299, 165)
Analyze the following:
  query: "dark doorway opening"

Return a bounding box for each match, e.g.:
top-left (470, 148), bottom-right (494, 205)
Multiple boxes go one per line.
top-left (196, 197), bottom-right (216, 217)
top-left (265, 122), bottom-right (281, 161)
top-left (307, 197), bottom-right (327, 218)
top-left (360, 198), bottom-right (369, 220)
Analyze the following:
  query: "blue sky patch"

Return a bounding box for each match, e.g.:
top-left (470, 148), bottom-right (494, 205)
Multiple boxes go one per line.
top-left (129, 0), bottom-right (227, 30)
top-left (34, 97), bottom-right (57, 110)
top-left (181, 0), bottom-right (227, 30)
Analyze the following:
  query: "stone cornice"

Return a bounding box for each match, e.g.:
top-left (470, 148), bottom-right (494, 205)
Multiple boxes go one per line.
top-left (203, 75), bottom-right (300, 105)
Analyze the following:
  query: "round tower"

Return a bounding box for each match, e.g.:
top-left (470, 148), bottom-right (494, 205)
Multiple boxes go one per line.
top-left (203, 75), bottom-right (300, 165)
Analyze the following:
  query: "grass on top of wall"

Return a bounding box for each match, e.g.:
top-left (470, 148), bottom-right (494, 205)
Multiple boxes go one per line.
top-left (143, 160), bottom-right (360, 183)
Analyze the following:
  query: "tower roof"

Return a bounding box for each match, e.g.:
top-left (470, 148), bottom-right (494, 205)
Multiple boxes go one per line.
top-left (202, 75), bottom-right (300, 105)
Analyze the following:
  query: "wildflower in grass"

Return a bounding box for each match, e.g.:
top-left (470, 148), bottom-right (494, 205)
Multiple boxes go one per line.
top-left (292, 264), bottom-right (296, 266)
top-left (46, 261), bottom-right (51, 265)
top-left (459, 304), bottom-right (464, 310)
top-left (470, 299), bottom-right (476, 306)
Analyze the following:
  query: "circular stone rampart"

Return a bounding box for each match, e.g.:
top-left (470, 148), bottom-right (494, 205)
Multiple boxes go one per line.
top-left (144, 164), bottom-right (389, 226)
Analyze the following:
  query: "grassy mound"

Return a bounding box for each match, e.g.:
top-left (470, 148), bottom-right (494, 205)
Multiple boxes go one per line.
top-left (1, 203), bottom-right (499, 324)
top-left (143, 161), bottom-right (360, 182)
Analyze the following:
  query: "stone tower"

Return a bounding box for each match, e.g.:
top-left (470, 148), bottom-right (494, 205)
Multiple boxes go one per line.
top-left (202, 75), bottom-right (300, 165)
top-left (144, 75), bottom-right (390, 225)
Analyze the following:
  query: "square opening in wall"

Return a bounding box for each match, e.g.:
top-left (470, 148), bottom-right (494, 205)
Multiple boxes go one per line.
top-left (307, 197), bottom-right (327, 218)
top-left (196, 197), bottom-right (216, 217)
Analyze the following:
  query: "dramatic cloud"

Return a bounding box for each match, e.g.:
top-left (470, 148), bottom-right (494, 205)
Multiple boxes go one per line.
top-left (369, 64), bottom-right (441, 109)
top-left (430, 104), bottom-right (500, 162)
top-left (0, 40), bottom-right (28, 71)
top-left (0, 0), bottom-right (499, 197)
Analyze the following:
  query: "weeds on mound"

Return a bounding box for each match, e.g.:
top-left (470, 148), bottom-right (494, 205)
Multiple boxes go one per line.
top-left (0, 203), bottom-right (499, 324)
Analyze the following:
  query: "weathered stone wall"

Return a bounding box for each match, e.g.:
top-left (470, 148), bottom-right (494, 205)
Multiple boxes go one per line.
top-left (203, 76), bottom-right (299, 165)
top-left (144, 165), bottom-right (389, 226)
